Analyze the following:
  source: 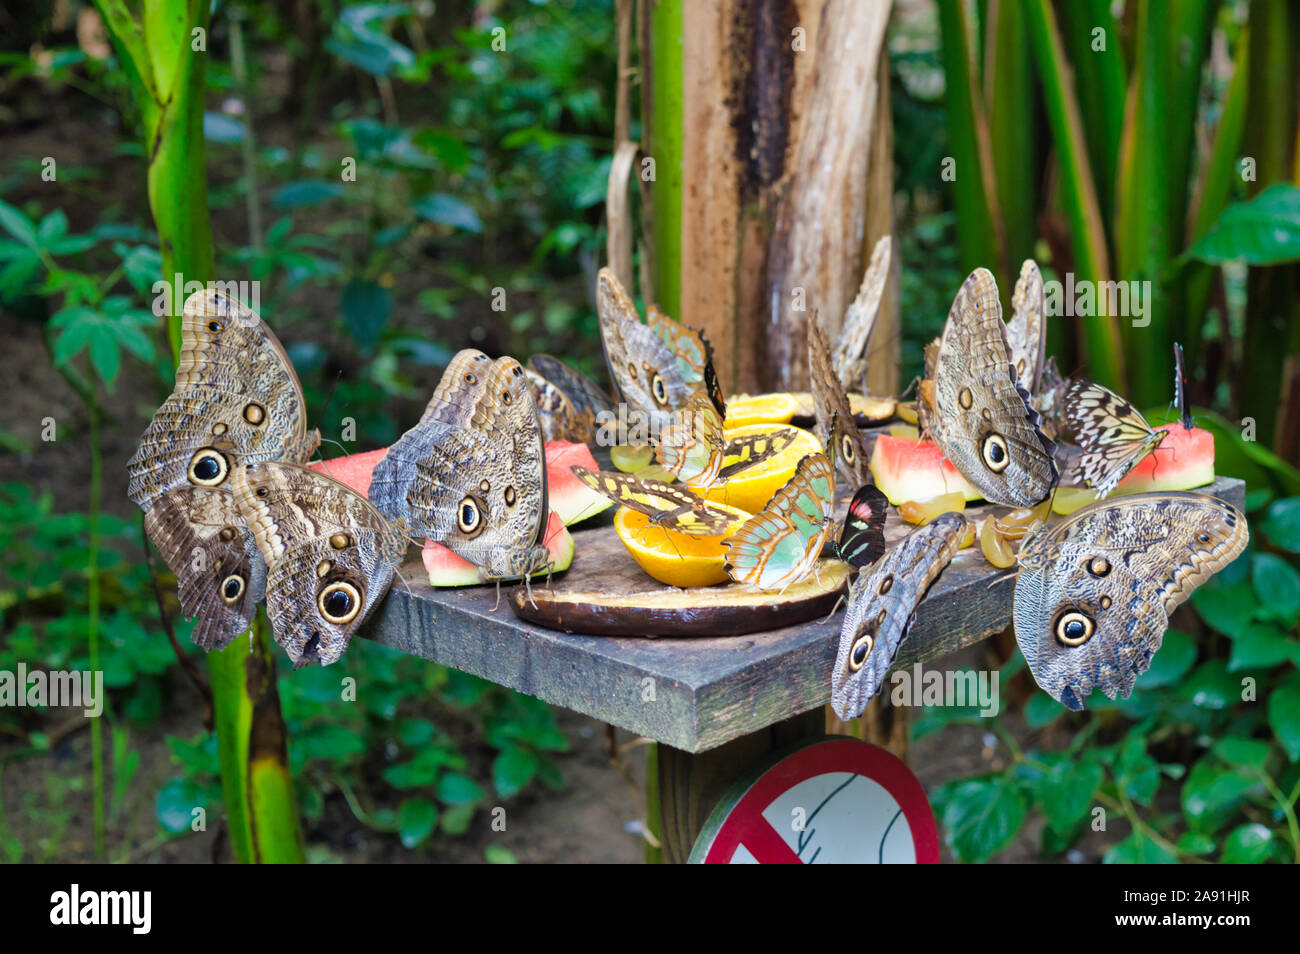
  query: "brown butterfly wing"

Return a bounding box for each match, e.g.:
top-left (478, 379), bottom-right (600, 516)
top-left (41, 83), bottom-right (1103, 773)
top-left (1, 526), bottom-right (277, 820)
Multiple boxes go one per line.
top-left (143, 487), bottom-right (266, 650)
top-left (234, 462), bottom-right (407, 666)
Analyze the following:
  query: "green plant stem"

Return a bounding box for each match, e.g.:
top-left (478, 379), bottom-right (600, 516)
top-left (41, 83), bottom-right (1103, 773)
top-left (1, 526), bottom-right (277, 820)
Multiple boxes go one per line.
top-left (1253, 768), bottom-right (1300, 863)
top-left (646, 0), bottom-right (683, 313)
top-left (87, 395), bottom-right (105, 858)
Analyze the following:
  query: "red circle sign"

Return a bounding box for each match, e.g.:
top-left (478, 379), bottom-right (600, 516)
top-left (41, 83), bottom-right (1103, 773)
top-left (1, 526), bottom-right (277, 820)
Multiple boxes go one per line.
top-left (689, 737), bottom-right (939, 864)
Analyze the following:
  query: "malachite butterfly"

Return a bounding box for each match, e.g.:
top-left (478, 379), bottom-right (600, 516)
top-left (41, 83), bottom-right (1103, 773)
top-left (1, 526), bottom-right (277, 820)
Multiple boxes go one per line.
top-left (724, 453), bottom-right (835, 590)
top-left (570, 465), bottom-right (735, 536)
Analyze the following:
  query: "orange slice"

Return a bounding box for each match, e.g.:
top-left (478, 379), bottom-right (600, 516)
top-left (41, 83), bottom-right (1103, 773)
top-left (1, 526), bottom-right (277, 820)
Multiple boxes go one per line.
top-left (690, 424), bottom-right (823, 515)
top-left (723, 392), bottom-right (799, 429)
top-left (614, 503), bottom-right (750, 588)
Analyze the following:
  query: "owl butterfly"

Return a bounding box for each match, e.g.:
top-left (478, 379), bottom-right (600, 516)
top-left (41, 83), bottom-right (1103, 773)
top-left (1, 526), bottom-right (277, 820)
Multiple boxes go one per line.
top-left (831, 234), bottom-right (891, 391)
top-left (232, 462), bottom-right (407, 666)
top-left (571, 466), bottom-right (736, 536)
top-left (808, 318), bottom-right (870, 486)
top-left (724, 453), bottom-right (835, 591)
top-left (596, 267), bottom-right (694, 430)
top-left (1063, 379), bottom-right (1166, 499)
top-left (526, 353), bottom-right (615, 445)
top-left (831, 512), bottom-right (966, 721)
top-left (127, 288), bottom-right (319, 652)
top-left (1014, 492), bottom-right (1248, 710)
top-left (834, 484), bottom-right (889, 569)
top-left (928, 268), bottom-right (1057, 507)
top-left (653, 391), bottom-right (795, 488)
top-left (369, 350), bottom-right (552, 585)
top-left (1173, 342), bottom-right (1193, 430)
top-left (1004, 259), bottom-right (1047, 396)
top-left (645, 304), bottom-right (726, 416)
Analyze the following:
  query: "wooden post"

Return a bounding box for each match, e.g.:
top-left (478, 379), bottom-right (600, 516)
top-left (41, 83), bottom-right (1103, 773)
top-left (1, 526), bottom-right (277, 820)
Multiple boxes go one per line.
top-left (656, 709), bottom-right (825, 863)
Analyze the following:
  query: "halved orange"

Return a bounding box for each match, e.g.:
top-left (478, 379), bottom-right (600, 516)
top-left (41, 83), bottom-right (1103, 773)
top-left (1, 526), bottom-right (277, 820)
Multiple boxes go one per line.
top-left (690, 424), bottom-right (823, 515)
top-left (723, 392), bottom-right (799, 429)
top-left (614, 503), bottom-right (750, 588)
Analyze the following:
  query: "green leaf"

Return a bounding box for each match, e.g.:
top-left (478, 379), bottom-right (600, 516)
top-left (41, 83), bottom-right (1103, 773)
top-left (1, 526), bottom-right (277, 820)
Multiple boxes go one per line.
top-left (485, 844), bottom-right (517, 864)
top-left (1228, 622), bottom-right (1296, 672)
top-left (396, 718), bottom-right (435, 748)
top-left (295, 723), bottom-right (367, 763)
top-left (1176, 832), bottom-right (1216, 856)
top-left (1182, 661), bottom-right (1239, 710)
top-left (435, 773), bottom-right (486, 806)
top-left (939, 777), bottom-right (1027, 863)
top-left (1220, 823), bottom-right (1273, 863)
top-left (36, 209), bottom-right (68, 244)
top-left (1037, 760), bottom-right (1103, 831)
top-left (88, 326), bottom-right (121, 389)
top-left (1262, 498), bottom-right (1300, 552)
top-left (1251, 553), bottom-right (1300, 625)
top-left (1212, 737), bottom-right (1273, 766)
top-left (1116, 734), bottom-right (1161, 806)
top-left (1104, 831), bottom-right (1177, 864)
top-left (440, 803), bottom-right (476, 836)
top-left (1182, 758), bottom-right (1262, 833)
top-left (492, 746), bottom-right (538, 799)
top-left (413, 194), bottom-right (483, 233)
top-left (397, 798), bottom-right (438, 849)
top-left (1268, 682), bottom-right (1300, 761)
top-left (1185, 183), bottom-right (1300, 265)
top-left (1190, 580), bottom-right (1259, 638)
top-left (1136, 630), bottom-right (1197, 688)
top-left (340, 277), bottom-right (392, 351)
top-left (1024, 691), bottom-right (1063, 727)
top-left (0, 198), bottom-right (38, 248)
top-left (272, 181), bottom-right (346, 209)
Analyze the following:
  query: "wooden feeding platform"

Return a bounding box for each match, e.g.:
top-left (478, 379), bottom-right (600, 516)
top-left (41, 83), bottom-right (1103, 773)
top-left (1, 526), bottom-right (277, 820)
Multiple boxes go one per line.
top-left (361, 466), bottom-right (1246, 861)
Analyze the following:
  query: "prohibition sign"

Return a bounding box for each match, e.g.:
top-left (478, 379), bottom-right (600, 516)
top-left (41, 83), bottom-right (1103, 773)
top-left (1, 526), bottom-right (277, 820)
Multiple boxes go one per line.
top-left (688, 737), bottom-right (939, 864)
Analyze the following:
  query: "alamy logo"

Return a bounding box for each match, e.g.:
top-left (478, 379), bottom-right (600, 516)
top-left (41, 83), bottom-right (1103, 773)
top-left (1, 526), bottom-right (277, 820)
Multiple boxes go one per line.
top-left (890, 663), bottom-right (999, 717)
top-left (50, 885), bottom-right (151, 934)
top-left (151, 274), bottom-right (261, 318)
top-left (0, 664), bottom-right (102, 718)
top-left (1043, 274), bottom-right (1153, 328)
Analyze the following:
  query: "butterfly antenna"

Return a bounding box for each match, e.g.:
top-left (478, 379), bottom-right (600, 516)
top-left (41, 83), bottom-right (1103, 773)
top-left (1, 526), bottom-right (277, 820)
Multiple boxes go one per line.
top-left (314, 367), bottom-right (345, 437)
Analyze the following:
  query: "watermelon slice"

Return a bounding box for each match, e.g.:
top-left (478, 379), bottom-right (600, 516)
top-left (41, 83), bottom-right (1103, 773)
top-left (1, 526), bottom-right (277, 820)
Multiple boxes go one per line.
top-left (1053, 424), bottom-right (1216, 514)
top-left (1115, 423), bottom-right (1214, 493)
top-left (307, 445), bottom-right (579, 587)
top-left (421, 509), bottom-right (574, 587)
top-left (307, 447), bottom-right (389, 497)
top-left (544, 440), bottom-right (614, 525)
top-left (870, 433), bottom-right (982, 505)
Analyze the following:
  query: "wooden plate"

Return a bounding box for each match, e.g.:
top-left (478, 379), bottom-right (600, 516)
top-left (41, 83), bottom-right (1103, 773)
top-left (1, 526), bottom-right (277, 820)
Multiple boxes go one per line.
top-left (511, 523), bottom-right (850, 637)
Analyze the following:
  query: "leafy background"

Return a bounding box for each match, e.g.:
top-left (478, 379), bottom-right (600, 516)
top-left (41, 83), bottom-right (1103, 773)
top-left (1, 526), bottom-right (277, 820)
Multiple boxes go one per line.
top-left (1, 0), bottom-right (1298, 862)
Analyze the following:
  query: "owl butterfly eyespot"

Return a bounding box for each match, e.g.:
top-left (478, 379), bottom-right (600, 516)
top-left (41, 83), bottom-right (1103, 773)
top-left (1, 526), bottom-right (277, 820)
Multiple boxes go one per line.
top-left (929, 268), bottom-right (1056, 507)
top-left (128, 288), bottom-right (319, 654)
top-left (233, 461), bottom-right (407, 666)
top-left (369, 349), bottom-right (551, 583)
top-left (1014, 492), bottom-right (1249, 711)
top-left (832, 512), bottom-right (966, 721)
top-left (595, 268), bottom-right (692, 426)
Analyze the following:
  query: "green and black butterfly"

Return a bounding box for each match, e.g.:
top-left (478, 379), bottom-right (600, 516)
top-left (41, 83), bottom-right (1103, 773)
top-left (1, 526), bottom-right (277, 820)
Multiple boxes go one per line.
top-left (724, 453), bottom-right (835, 591)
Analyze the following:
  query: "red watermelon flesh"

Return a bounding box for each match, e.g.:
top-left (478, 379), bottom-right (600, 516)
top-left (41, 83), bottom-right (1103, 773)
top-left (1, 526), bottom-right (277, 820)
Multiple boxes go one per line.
top-left (544, 440), bottom-right (614, 525)
top-left (1113, 423), bottom-right (1214, 492)
top-left (307, 447), bottom-right (388, 497)
top-left (870, 433), bottom-right (982, 504)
